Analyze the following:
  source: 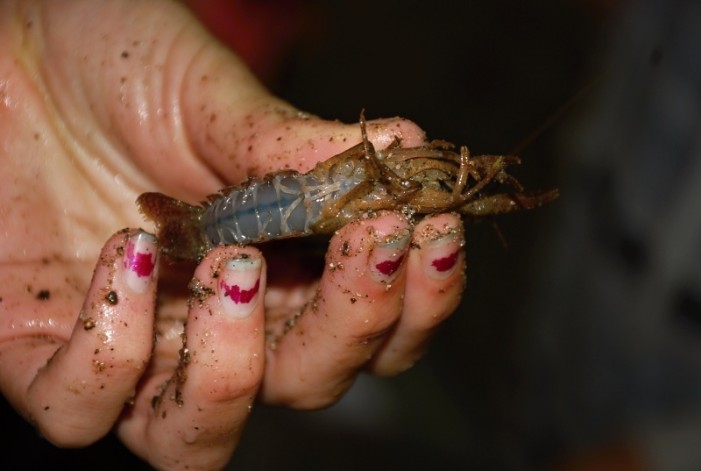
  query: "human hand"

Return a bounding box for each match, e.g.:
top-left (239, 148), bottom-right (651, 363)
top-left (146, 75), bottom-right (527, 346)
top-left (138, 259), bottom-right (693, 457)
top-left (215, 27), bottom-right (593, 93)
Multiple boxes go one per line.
top-left (0, 1), bottom-right (465, 469)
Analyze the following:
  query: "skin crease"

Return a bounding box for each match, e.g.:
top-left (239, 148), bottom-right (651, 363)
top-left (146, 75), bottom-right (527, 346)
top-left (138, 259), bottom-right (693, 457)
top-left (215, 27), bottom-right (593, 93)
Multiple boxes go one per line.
top-left (0, 1), bottom-right (465, 470)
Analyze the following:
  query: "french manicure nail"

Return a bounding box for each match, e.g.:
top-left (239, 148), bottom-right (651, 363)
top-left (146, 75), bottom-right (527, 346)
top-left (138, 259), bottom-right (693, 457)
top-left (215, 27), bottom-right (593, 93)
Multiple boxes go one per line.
top-left (422, 231), bottom-right (463, 279)
top-left (218, 254), bottom-right (261, 318)
top-left (123, 231), bottom-right (158, 293)
top-left (370, 229), bottom-right (411, 283)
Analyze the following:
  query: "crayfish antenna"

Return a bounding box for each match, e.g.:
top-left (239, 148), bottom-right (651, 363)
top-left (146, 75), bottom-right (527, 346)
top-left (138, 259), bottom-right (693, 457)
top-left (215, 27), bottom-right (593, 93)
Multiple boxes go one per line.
top-left (136, 192), bottom-right (207, 262)
top-left (490, 220), bottom-right (510, 251)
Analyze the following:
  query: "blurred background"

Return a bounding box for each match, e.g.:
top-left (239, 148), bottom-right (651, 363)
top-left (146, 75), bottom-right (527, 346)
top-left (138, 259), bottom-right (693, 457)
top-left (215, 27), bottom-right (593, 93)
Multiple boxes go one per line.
top-left (4, 0), bottom-right (700, 469)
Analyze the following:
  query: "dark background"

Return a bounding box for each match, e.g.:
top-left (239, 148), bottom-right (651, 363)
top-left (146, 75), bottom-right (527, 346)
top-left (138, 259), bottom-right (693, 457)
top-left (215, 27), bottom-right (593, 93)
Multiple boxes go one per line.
top-left (1, 1), bottom-right (636, 469)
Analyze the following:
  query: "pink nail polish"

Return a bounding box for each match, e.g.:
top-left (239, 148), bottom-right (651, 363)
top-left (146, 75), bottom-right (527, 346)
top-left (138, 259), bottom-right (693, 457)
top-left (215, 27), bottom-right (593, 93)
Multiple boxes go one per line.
top-left (123, 231), bottom-right (157, 293)
top-left (432, 250), bottom-right (460, 272)
top-left (422, 233), bottom-right (463, 279)
top-left (370, 229), bottom-right (411, 283)
top-left (218, 255), bottom-right (261, 318)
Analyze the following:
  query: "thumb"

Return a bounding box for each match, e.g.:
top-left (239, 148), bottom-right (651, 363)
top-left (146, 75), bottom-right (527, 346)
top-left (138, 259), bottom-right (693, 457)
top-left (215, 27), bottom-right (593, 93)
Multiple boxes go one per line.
top-left (179, 59), bottom-right (427, 196)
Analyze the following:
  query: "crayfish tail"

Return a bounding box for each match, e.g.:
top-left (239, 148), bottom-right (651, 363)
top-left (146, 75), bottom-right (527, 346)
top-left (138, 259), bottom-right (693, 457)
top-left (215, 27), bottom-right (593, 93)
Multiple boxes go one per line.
top-left (136, 192), bottom-right (207, 262)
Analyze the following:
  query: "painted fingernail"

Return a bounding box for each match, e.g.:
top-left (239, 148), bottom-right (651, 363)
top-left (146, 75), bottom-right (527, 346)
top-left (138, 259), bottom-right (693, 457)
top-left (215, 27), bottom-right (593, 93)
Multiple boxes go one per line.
top-left (218, 254), bottom-right (261, 318)
top-left (123, 231), bottom-right (158, 293)
top-left (422, 231), bottom-right (463, 279)
top-left (370, 229), bottom-right (411, 283)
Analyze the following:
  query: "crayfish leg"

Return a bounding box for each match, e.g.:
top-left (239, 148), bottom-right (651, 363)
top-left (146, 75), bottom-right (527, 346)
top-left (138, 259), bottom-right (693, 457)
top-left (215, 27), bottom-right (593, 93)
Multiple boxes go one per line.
top-left (459, 189), bottom-right (560, 217)
top-left (359, 110), bottom-right (375, 161)
top-left (358, 111), bottom-right (421, 201)
top-left (453, 146), bottom-right (471, 198)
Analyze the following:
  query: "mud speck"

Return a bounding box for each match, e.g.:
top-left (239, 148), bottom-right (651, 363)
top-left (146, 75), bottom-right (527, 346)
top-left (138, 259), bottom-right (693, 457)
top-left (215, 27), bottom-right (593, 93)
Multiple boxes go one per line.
top-left (172, 333), bottom-right (190, 407)
top-left (93, 359), bottom-right (106, 373)
top-left (105, 290), bottom-right (119, 305)
top-left (83, 318), bottom-right (96, 330)
top-left (188, 277), bottom-right (214, 303)
top-left (151, 379), bottom-right (170, 410)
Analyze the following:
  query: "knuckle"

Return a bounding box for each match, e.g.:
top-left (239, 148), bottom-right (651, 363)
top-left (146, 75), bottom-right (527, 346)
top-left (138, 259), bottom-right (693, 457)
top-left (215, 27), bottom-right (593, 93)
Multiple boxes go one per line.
top-left (274, 381), bottom-right (350, 410)
top-left (35, 417), bottom-right (100, 448)
top-left (346, 301), bottom-right (401, 340)
top-left (195, 366), bottom-right (263, 405)
top-left (91, 353), bottom-right (149, 380)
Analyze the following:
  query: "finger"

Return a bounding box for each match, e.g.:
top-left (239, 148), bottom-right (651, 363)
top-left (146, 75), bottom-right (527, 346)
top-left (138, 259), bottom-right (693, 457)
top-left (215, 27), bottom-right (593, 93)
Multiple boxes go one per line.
top-left (261, 213), bottom-right (412, 409)
top-left (180, 41), bottom-right (427, 190)
top-left (173, 7), bottom-right (427, 185)
top-left (368, 213), bottom-right (466, 375)
top-left (3, 229), bottom-right (159, 446)
top-left (118, 246), bottom-right (265, 471)
top-left (183, 99), bottom-right (428, 186)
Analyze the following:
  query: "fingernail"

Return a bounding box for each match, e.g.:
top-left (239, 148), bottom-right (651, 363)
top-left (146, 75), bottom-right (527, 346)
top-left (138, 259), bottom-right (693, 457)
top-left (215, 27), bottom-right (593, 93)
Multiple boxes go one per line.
top-left (421, 231), bottom-right (463, 279)
top-left (123, 231), bottom-right (158, 293)
top-left (218, 254), bottom-right (261, 318)
top-left (370, 229), bottom-right (411, 283)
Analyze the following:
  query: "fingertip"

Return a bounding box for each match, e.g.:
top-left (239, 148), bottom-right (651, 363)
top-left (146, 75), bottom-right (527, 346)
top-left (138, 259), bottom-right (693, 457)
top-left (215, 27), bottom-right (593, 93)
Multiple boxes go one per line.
top-left (327, 211), bottom-right (413, 288)
top-left (192, 245), bottom-right (266, 317)
top-left (118, 245), bottom-right (267, 468)
top-left (261, 211), bottom-right (416, 407)
top-left (319, 212), bottom-right (413, 341)
top-left (282, 115), bottom-right (427, 168)
top-left (184, 245), bottom-right (266, 400)
top-left (121, 230), bottom-right (159, 294)
top-left (220, 109), bottom-right (429, 178)
top-left (405, 213), bottom-right (466, 328)
top-left (413, 212), bottom-right (464, 238)
top-left (366, 214), bottom-right (466, 376)
top-left (364, 116), bottom-right (427, 149)
top-left (413, 213), bottom-right (466, 281)
top-left (26, 228), bottom-right (160, 446)
top-left (81, 228), bottom-right (159, 373)
top-left (330, 210), bottom-right (413, 246)
top-left (73, 228), bottom-right (159, 362)
top-left (201, 245), bottom-right (265, 320)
